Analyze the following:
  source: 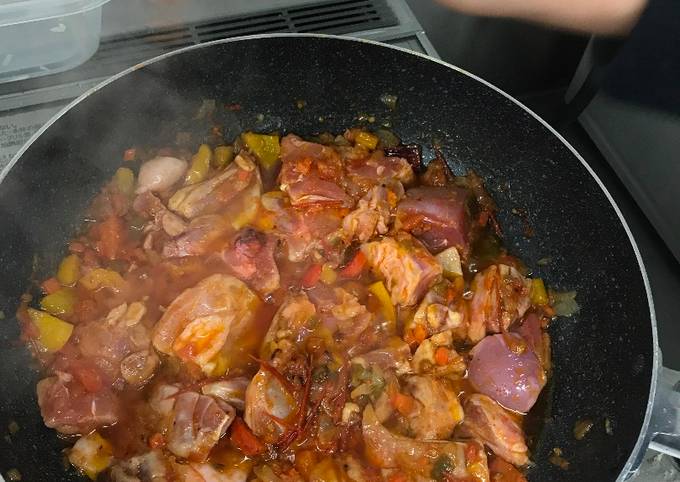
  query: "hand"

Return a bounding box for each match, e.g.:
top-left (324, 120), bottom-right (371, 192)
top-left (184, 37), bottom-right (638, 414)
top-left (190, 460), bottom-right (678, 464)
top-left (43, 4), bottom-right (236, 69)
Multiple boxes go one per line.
top-left (435, 0), bottom-right (648, 36)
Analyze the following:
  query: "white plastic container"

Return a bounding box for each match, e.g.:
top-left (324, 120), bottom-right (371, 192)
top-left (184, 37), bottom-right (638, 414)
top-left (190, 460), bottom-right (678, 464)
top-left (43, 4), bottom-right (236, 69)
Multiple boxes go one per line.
top-left (0, 0), bottom-right (111, 83)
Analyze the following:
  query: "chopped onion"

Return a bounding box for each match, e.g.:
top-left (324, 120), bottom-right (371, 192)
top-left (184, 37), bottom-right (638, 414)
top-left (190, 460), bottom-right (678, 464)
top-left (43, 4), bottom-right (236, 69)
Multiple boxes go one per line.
top-left (436, 247), bottom-right (462, 277)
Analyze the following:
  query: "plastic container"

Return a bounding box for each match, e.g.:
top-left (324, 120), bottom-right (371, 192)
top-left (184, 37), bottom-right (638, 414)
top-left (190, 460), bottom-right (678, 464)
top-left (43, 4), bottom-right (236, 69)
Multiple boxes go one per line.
top-left (0, 0), bottom-right (111, 83)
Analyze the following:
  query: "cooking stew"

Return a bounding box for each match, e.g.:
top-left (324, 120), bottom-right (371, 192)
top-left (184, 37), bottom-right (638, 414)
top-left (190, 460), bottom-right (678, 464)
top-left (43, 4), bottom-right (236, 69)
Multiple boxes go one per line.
top-left (19, 127), bottom-right (556, 482)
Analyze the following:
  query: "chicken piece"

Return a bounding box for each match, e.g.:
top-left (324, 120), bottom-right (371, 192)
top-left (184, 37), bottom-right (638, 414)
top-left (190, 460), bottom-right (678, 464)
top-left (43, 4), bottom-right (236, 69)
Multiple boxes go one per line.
top-left (342, 183), bottom-right (404, 243)
top-left (152, 274), bottom-right (260, 374)
top-left (346, 150), bottom-right (414, 193)
top-left (168, 153), bottom-right (262, 219)
top-left (460, 394), bottom-right (529, 467)
top-left (362, 405), bottom-right (489, 480)
top-left (202, 377), bottom-right (250, 411)
top-left (133, 191), bottom-right (188, 237)
top-left (361, 232), bottom-right (442, 307)
top-left (279, 134), bottom-right (352, 208)
top-left (405, 375), bottom-right (464, 440)
top-left (262, 192), bottom-right (344, 262)
top-left (396, 186), bottom-right (471, 257)
top-left (221, 228), bottom-right (280, 295)
top-left (261, 293), bottom-right (317, 366)
top-left (244, 366), bottom-right (297, 444)
top-left (162, 214), bottom-right (233, 258)
top-left (37, 374), bottom-right (119, 435)
top-left (166, 391), bottom-right (235, 462)
top-left (406, 282), bottom-right (465, 341)
top-left (468, 333), bottom-right (546, 413)
top-left (149, 383), bottom-right (180, 416)
top-left (468, 264), bottom-right (531, 343)
top-left (513, 312), bottom-right (550, 369)
top-left (120, 349), bottom-right (159, 387)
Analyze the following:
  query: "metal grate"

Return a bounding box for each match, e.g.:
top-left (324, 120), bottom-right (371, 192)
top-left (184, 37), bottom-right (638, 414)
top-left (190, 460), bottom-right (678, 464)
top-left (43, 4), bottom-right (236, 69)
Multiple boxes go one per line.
top-left (0, 0), bottom-right (396, 96)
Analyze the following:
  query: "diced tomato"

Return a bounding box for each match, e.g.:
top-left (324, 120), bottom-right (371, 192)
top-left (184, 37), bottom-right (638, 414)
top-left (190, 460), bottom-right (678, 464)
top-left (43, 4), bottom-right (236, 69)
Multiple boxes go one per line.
top-left (413, 324), bottom-right (428, 343)
top-left (301, 263), bottom-right (322, 288)
top-left (230, 417), bottom-right (265, 456)
top-left (340, 251), bottom-right (366, 278)
top-left (390, 392), bottom-right (415, 416)
top-left (96, 216), bottom-right (125, 260)
top-left (72, 364), bottom-right (103, 392)
top-left (123, 148), bottom-right (136, 161)
top-left (41, 277), bottom-right (62, 295)
top-left (488, 456), bottom-right (528, 482)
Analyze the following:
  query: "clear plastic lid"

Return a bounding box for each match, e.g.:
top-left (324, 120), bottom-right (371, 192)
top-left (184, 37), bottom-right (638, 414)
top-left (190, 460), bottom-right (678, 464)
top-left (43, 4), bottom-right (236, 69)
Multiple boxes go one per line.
top-left (0, 0), bottom-right (111, 27)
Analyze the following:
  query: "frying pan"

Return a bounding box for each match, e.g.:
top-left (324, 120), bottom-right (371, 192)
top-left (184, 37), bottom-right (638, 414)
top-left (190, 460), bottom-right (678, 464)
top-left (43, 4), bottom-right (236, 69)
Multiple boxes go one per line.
top-left (0, 34), bottom-right (670, 481)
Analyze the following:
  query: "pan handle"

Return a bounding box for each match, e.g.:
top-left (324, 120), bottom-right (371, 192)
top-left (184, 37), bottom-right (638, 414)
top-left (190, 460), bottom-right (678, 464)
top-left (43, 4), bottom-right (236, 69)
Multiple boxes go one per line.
top-left (647, 365), bottom-right (680, 458)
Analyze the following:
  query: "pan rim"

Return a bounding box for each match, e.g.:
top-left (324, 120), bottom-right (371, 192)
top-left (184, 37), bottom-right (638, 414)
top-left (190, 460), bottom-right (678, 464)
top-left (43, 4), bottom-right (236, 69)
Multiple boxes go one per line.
top-left (0, 32), bottom-right (658, 479)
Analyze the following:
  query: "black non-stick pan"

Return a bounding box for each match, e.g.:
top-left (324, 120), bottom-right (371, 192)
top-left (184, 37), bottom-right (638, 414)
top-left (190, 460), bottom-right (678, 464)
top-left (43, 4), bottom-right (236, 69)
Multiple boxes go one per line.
top-left (0, 35), bottom-right (666, 481)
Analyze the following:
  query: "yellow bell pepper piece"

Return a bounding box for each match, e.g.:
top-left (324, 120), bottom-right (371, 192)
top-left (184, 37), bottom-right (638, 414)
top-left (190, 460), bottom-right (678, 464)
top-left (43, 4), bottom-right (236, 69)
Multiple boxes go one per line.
top-left (40, 287), bottom-right (77, 316)
top-left (212, 145), bottom-right (235, 169)
top-left (242, 132), bottom-right (281, 169)
top-left (79, 268), bottom-right (125, 292)
top-left (320, 264), bottom-right (337, 285)
top-left (56, 254), bottom-right (80, 287)
top-left (185, 144), bottom-right (212, 185)
top-left (113, 167), bottom-right (135, 196)
top-left (530, 278), bottom-right (548, 305)
top-left (68, 431), bottom-right (113, 480)
top-left (27, 308), bottom-right (73, 352)
top-left (355, 131), bottom-right (379, 150)
top-left (368, 281), bottom-right (396, 328)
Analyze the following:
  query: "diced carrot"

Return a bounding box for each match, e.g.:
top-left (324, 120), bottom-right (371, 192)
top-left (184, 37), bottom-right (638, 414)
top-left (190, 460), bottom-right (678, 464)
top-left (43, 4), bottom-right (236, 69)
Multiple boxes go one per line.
top-left (340, 251), bottom-right (367, 278)
top-left (435, 346), bottom-right (450, 366)
top-left (97, 216), bottom-right (125, 260)
top-left (148, 433), bottom-right (165, 449)
top-left (123, 148), bottom-right (136, 161)
top-left (413, 324), bottom-right (428, 344)
top-left (72, 364), bottom-right (103, 392)
top-left (41, 277), bottom-right (61, 295)
top-left (391, 392), bottom-right (415, 416)
top-left (230, 418), bottom-right (265, 456)
top-left (301, 263), bottom-right (322, 289)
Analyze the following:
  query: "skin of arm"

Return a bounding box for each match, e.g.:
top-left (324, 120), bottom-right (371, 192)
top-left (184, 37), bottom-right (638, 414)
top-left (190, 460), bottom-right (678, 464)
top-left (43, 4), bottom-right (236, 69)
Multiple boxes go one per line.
top-left (435, 0), bottom-right (649, 36)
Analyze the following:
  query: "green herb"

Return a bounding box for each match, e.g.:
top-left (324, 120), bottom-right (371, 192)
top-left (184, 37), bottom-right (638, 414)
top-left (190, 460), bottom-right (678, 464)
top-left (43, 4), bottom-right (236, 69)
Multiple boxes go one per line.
top-left (431, 455), bottom-right (455, 480)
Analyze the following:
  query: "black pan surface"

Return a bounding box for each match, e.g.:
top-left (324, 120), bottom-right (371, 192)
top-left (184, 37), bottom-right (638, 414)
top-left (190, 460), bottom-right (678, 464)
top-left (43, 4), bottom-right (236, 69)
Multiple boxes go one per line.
top-left (0, 35), bottom-right (655, 481)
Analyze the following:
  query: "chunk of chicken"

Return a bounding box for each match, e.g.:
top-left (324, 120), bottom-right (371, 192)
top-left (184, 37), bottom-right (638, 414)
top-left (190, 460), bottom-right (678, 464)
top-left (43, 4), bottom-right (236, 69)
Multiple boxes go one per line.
top-left (152, 274), bottom-right (259, 374)
top-left (166, 391), bottom-right (235, 462)
top-left (346, 150), bottom-right (414, 192)
top-left (280, 134), bottom-right (352, 208)
top-left (261, 293), bottom-right (317, 366)
top-left (201, 377), bottom-right (250, 411)
top-left (221, 228), bottom-right (280, 295)
top-left (343, 183), bottom-right (404, 243)
top-left (406, 282), bottom-right (465, 341)
top-left (396, 186), bottom-right (470, 256)
top-left (162, 214), bottom-right (233, 258)
top-left (169, 153), bottom-right (262, 219)
top-left (468, 264), bottom-right (531, 343)
top-left (133, 191), bottom-right (188, 237)
top-left (362, 405), bottom-right (489, 480)
top-left (37, 374), bottom-right (119, 435)
top-left (244, 366), bottom-right (297, 444)
top-left (361, 232), bottom-right (442, 306)
top-left (460, 394), bottom-right (529, 466)
top-left (405, 375), bottom-right (464, 440)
